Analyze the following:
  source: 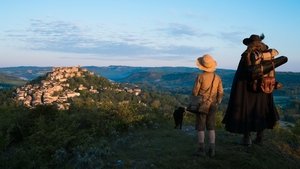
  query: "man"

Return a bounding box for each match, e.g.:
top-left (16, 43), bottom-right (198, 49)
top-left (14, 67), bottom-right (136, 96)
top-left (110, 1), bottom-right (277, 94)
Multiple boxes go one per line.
top-left (222, 34), bottom-right (287, 145)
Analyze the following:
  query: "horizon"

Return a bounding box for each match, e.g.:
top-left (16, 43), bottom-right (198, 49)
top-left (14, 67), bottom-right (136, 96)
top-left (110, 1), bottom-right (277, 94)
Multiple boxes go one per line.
top-left (1, 65), bottom-right (299, 73)
top-left (1, 0), bottom-right (299, 72)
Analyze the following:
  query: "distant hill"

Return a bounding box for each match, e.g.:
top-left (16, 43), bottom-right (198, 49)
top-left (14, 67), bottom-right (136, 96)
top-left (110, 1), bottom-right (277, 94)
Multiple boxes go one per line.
top-left (0, 66), bottom-right (234, 90)
top-left (0, 66), bottom-right (51, 81)
top-left (1, 65), bottom-right (300, 98)
top-left (0, 66), bottom-right (197, 81)
top-left (2, 66), bottom-right (299, 87)
top-left (85, 65), bottom-right (197, 80)
top-left (114, 69), bottom-right (236, 94)
top-left (0, 73), bottom-right (27, 89)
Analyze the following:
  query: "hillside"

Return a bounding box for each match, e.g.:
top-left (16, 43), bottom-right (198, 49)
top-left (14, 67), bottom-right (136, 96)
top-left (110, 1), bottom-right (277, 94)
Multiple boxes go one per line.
top-left (1, 104), bottom-right (300, 169)
top-left (0, 67), bottom-right (185, 169)
top-left (0, 66), bottom-right (300, 169)
top-left (111, 125), bottom-right (300, 169)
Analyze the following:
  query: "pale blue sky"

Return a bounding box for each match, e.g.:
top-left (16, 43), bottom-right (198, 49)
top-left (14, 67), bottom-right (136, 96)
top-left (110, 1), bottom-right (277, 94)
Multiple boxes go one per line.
top-left (1, 0), bottom-right (299, 71)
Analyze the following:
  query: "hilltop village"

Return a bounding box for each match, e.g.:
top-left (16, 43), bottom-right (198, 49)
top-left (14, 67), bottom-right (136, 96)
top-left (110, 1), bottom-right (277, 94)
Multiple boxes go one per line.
top-left (15, 66), bottom-right (141, 110)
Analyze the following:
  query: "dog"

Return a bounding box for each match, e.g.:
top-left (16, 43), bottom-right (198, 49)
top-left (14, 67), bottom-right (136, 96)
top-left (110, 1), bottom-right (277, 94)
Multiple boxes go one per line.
top-left (173, 107), bottom-right (186, 129)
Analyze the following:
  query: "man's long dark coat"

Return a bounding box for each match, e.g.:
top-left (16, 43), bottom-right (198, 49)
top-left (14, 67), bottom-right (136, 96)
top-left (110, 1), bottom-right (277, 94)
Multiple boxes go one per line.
top-left (222, 51), bottom-right (279, 134)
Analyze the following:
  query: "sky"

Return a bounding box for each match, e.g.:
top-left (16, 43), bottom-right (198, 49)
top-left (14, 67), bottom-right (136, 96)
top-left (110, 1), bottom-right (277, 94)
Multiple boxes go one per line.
top-left (1, 0), bottom-right (300, 72)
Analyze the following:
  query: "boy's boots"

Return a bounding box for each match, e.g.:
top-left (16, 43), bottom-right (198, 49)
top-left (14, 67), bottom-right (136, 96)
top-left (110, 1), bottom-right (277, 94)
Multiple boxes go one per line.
top-left (208, 143), bottom-right (215, 157)
top-left (194, 143), bottom-right (205, 157)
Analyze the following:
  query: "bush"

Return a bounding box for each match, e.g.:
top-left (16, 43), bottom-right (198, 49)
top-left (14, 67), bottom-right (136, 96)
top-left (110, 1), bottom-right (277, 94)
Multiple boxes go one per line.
top-left (273, 126), bottom-right (300, 159)
top-left (292, 119), bottom-right (300, 135)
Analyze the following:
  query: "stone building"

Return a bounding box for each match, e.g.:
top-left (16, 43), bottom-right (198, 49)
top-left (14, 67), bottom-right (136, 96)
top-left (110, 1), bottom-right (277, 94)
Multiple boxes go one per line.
top-left (15, 66), bottom-right (86, 110)
top-left (15, 66), bottom-right (142, 110)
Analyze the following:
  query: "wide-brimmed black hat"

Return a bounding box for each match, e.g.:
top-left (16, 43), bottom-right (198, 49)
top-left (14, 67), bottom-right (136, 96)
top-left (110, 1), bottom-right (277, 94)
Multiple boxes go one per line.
top-left (243, 34), bottom-right (265, 45)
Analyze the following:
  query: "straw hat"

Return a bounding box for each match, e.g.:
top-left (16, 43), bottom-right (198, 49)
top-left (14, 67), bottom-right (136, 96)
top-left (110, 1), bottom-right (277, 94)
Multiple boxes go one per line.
top-left (196, 54), bottom-right (217, 72)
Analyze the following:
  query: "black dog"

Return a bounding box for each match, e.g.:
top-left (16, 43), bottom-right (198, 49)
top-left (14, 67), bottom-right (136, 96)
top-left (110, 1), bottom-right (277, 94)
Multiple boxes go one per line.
top-left (173, 107), bottom-right (185, 129)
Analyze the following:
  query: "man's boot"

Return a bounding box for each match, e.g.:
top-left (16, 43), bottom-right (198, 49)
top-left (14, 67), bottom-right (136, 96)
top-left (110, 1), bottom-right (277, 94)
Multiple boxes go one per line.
top-left (241, 133), bottom-right (252, 146)
top-left (253, 130), bottom-right (263, 145)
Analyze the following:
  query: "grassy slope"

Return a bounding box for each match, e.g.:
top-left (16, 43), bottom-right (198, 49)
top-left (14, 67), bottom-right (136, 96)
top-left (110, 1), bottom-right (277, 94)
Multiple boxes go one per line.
top-left (110, 122), bottom-right (300, 169)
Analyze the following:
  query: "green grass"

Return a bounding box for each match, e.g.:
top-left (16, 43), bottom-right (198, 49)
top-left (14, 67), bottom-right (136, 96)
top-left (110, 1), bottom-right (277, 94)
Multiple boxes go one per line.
top-left (109, 122), bottom-right (300, 169)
